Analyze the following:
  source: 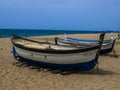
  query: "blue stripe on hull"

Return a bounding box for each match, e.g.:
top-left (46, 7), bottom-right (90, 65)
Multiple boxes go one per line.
top-left (100, 48), bottom-right (112, 55)
top-left (67, 37), bottom-right (111, 43)
top-left (17, 56), bottom-right (97, 71)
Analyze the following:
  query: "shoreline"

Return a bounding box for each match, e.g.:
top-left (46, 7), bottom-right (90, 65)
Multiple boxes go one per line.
top-left (0, 32), bottom-right (118, 38)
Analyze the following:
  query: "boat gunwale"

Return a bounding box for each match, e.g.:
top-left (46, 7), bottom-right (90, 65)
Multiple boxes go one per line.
top-left (66, 36), bottom-right (112, 43)
top-left (57, 38), bottom-right (114, 46)
top-left (11, 35), bottom-right (100, 54)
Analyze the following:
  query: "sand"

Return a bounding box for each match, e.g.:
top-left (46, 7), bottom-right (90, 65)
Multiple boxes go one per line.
top-left (0, 33), bottom-right (120, 90)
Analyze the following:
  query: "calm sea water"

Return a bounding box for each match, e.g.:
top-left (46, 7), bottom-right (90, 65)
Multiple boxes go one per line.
top-left (0, 29), bottom-right (116, 38)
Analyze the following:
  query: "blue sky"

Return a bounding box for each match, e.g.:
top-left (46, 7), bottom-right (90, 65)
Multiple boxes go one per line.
top-left (0, 0), bottom-right (120, 31)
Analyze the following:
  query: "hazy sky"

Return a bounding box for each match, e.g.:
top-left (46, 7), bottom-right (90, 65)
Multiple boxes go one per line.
top-left (0, 0), bottom-right (120, 31)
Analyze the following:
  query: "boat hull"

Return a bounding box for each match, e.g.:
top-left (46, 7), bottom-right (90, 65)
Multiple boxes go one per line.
top-left (16, 56), bottom-right (97, 71)
top-left (12, 46), bottom-right (98, 70)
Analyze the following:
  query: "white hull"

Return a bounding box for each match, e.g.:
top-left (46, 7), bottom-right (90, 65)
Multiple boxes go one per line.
top-left (14, 46), bottom-right (98, 64)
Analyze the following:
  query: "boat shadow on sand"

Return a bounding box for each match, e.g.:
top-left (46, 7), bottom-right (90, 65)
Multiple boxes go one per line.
top-left (76, 68), bottom-right (119, 76)
top-left (101, 52), bottom-right (119, 58)
top-left (12, 61), bottom-right (119, 76)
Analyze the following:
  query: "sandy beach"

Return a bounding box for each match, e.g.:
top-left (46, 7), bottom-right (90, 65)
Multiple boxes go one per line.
top-left (0, 33), bottom-right (120, 90)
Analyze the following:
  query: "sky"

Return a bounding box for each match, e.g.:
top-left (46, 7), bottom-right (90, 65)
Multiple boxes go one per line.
top-left (0, 0), bottom-right (120, 31)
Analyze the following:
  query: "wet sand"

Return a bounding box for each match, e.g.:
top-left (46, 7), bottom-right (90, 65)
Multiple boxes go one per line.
top-left (0, 33), bottom-right (120, 90)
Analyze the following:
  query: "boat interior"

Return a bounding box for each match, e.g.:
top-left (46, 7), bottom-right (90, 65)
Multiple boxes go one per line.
top-left (12, 36), bottom-right (99, 50)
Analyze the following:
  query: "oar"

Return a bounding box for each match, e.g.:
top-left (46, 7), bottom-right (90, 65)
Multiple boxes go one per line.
top-left (95, 33), bottom-right (105, 70)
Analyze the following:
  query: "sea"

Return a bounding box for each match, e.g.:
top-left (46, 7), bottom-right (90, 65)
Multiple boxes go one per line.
top-left (0, 29), bottom-right (117, 38)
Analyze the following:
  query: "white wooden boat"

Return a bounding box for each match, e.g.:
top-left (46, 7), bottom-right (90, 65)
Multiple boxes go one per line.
top-left (55, 35), bottom-right (116, 55)
top-left (65, 35), bottom-right (112, 44)
top-left (11, 34), bottom-right (105, 70)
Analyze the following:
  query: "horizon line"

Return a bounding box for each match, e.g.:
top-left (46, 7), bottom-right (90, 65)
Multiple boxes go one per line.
top-left (0, 28), bottom-right (118, 32)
